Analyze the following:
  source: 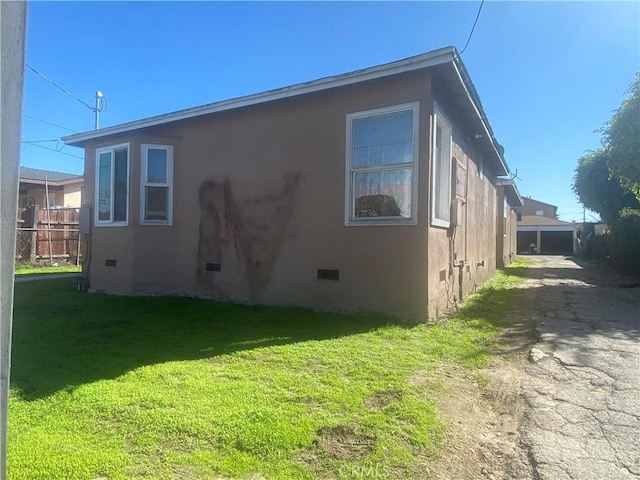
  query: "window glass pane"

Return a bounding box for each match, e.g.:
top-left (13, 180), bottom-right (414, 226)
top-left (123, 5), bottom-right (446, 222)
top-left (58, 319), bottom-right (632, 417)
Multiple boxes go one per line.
top-left (147, 148), bottom-right (167, 183)
top-left (146, 186), bottom-right (168, 221)
top-left (435, 124), bottom-right (451, 221)
top-left (98, 152), bottom-right (112, 221)
top-left (354, 168), bottom-right (412, 218)
top-left (113, 148), bottom-right (128, 222)
top-left (352, 110), bottom-right (413, 168)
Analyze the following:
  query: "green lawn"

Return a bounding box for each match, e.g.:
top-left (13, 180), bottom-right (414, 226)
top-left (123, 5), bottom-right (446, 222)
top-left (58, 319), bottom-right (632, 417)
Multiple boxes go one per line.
top-left (9, 261), bottom-right (528, 480)
top-left (14, 264), bottom-right (81, 275)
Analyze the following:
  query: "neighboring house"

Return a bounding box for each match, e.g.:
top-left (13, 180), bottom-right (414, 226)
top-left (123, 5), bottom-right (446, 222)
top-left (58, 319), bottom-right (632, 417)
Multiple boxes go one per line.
top-left (516, 197), bottom-right (577, 255)
top-left (19, 167), bottom-right (83, 208)
top-left (496, 179), bottom-right (523, 268)
top-left (63, 47), bottom-right (518, 320)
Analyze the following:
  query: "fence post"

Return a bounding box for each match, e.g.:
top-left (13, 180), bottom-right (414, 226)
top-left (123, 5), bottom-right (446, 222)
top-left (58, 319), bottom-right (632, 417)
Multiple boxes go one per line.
top-left (29, 205), bottom-right (38, 263)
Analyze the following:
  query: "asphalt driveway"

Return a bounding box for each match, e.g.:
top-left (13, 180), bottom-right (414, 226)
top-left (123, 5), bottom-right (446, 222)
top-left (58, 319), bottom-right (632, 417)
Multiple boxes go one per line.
top-left (520, 256), bottom-right (639, 480)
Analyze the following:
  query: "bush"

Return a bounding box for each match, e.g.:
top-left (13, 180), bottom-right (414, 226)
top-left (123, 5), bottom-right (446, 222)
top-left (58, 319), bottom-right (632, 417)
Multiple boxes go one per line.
top-left (609, 208), bottom-right (640, 275)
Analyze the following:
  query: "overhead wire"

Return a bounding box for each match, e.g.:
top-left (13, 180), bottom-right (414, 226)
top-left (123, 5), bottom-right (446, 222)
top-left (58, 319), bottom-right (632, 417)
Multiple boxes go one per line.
top-left (26, 64), bottom-right (97, 111)
top-left (23, 114), bottom-right (78, 133)
top-left (458, 0), bottom-right (485, 56)
top-left (22, 142), bottom-right (83, 160)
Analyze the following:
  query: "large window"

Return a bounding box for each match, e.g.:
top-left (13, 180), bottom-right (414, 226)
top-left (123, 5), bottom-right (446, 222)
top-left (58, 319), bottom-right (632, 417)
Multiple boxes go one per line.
top-left (141, 144), bottom-right (173, 224)
top-left (345, 102), bottom-right (419, 225)
top-left (96, 144), bottom-right (129, 225)
top-left (431, 103), bottom-right (452, 228)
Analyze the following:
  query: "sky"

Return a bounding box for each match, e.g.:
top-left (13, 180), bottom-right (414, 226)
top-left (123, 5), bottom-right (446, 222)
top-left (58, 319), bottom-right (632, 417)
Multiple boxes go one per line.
top-left (22, 1), bottom-right (640, 222)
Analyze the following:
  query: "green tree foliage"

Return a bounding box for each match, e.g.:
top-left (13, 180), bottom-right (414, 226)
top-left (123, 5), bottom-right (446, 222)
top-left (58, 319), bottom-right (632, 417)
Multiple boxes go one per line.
top-left (609, 208), bottom-right (640, 274)
top-left (573, 74), bottom-right (640, 222)
top-left (603, 74), bottom-right (640, 200)
top-left (572, 149), bottom-right (640, 223)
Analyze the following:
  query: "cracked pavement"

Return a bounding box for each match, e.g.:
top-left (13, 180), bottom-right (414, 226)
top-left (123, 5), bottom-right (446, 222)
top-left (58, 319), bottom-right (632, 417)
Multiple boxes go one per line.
top-left (520, 256), bottom-right (640, 480)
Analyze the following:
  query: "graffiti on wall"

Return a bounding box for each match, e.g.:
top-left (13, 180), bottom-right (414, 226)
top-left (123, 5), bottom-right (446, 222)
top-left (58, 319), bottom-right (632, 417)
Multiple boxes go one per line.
top-left (196, 172), bottom-right (301, 299)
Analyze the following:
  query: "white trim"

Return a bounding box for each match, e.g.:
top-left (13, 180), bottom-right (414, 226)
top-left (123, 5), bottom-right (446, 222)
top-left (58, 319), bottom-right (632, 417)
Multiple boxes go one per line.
top-left (140, 144), bottom-right (174, 226)
top-left (431, 102), bottom-right (452, 228)
top-left (94, 143), bottom-right (129, 226)
top-left (450, 60), bottom-right (508, 176)
top-left (344, 101), bottom-right (420, 226)
top-left (63, 48), bottom-right (455, 147)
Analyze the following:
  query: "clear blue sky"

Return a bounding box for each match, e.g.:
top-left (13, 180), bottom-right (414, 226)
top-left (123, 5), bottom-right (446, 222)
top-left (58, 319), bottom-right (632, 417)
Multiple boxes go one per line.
top-left (22, 1), bottom-right (639, 222)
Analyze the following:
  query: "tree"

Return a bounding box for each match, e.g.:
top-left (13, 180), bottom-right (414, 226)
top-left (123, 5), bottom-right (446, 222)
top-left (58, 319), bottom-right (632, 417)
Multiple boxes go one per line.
top-left (572, 149), bottom-right (640, 224)
top-left (603, 74), bottom-right (640, 201)
top-left (573, 74), bottom-right (640, 222)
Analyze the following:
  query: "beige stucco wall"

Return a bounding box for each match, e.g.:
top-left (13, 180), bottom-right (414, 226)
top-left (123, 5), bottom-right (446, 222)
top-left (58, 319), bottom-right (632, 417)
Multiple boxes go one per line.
top-left (425, 101), bottom-right (498, 319)
top-left (63, 182), bottom-right (82, 207)
top-left (81, 70), bottom-right (504, 321)
top-left (83, 72), bottom-right (435, 319)
top-left (21, 187), bottom-right (63, 207)
top-left (518, 198), bottom-right (556, 219)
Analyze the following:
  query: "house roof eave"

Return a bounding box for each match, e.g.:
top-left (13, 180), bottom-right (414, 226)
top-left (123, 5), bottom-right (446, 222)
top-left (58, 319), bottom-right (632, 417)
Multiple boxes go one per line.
top-left (62, 47), bottom-right (457, 147)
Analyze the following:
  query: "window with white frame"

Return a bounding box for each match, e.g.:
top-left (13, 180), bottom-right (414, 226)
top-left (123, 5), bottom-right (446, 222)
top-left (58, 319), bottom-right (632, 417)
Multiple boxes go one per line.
top-left (96, 144), bottom-right (129, 225)
top-left (503, 197), bottom-right (508, 236)
top-left (345, 102), bottom-right (419, 224)
top-left (431, 103), bottom-right (452, 227)
top-left (141, 144), bottom-right (173, 224)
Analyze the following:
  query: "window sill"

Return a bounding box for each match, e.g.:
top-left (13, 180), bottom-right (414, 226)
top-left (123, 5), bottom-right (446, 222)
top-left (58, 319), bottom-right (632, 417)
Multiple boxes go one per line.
top-left (345, 218), bottom-right (417, 227)
top-left (94, 222), bottom-right (128, 228)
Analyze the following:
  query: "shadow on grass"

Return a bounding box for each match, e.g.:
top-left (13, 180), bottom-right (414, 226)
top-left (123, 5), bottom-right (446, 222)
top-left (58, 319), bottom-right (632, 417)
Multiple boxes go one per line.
top-left (11, 280), bottom-right (403, 401)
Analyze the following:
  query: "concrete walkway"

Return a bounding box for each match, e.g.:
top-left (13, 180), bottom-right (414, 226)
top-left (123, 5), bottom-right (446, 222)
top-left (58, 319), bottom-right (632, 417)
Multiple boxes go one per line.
top-left (521, 256), bottom-right (640, 480)
top-left (14, 272), bottom-right (81, 283)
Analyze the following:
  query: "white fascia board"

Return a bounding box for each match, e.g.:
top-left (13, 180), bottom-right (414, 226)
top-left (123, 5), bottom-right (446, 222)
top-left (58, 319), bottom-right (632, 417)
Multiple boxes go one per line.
top-left (517, 225), bottom-right (577, 232)
top-left (451, 61), bottom-right (509, 176)
top-left (497, 178), bottom-right (523, 206)
top-left (63, 48), bottom-right (456, 147)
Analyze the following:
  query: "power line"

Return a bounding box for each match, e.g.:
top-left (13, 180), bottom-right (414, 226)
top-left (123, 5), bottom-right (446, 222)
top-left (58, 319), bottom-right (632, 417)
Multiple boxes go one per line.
top-left (26, 64), bottom-right (97, 111)
top-left (21, 139), bottom-right (60, 144)
top-left (22, 142), bottom-right (83, 160)
top-left (23, 114), bottom-right (78, 133)
top-left (459, 0), bottom-right (485, 56)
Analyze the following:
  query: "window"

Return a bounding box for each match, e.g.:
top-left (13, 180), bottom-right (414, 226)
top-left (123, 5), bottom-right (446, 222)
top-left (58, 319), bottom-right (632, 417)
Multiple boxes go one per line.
top-left (431, 103), bottom-right (452, 227)
top-left (345, 102), bottom-right (419, 225)
top-left (503, 197), bottom-right (508, 236)
top-left (95, 144), bottom-right (129, 225)
top-left (141, 144), bottom-right (173, 224)
top-left (536, 210), bottom-right (544, 216)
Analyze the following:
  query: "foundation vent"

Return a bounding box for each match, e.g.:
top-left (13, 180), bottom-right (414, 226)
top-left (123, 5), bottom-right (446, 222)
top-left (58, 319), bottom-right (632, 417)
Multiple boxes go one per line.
top-left (206, 263), bottom-right (221, 272)
top-left (105, 259), bottom-right (117, 267)
top-left (317, 269), bottom-right (339, 281)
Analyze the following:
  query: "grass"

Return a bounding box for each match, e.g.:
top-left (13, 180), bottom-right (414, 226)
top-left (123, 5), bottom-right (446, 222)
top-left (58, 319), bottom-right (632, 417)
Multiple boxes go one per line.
top-left (14, 264), bottom-right (81, 275)
top-left (9, 261), bottom-right (528, 480)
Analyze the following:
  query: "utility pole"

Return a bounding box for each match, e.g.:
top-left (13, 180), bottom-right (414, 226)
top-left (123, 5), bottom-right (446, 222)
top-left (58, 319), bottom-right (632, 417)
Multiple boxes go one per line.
top-left (94, 91), bottom-right (103, 130)
top-left (1, 2), bottom-right (27, 478)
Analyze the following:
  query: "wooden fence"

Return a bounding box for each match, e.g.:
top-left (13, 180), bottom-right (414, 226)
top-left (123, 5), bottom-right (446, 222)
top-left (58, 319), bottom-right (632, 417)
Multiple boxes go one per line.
top-left (15, 206), bottom-right (82, 265)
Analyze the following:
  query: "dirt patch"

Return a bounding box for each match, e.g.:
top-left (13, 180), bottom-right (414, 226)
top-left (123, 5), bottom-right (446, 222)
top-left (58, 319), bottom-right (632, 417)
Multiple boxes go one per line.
top-left (422, 277), bottom-right (541, 480)
top-left (419, 361), bottom-right (533, 480)
top-left (313, 425), bottom-right (376, 460)
top-left (363, 390), bottom-right (402, 411)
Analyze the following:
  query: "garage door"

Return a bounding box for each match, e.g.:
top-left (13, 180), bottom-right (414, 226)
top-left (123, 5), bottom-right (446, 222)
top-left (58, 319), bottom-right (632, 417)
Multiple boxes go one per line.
top-left (540, 231), bottom-right (573, 255)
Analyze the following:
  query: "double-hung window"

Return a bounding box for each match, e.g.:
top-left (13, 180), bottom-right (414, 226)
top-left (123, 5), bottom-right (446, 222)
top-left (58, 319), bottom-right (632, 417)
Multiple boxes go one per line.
top-left (96, 144), bottom-right (129, 225)
top-left (431, 103), bottom-right (452, 228)
top-left (141, 144), bottom-right (173, 225)
top-left (345, 102), bottom-right (419, 225)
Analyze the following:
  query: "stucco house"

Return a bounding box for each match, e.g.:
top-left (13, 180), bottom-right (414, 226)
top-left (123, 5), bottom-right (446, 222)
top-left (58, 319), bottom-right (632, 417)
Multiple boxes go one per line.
top-left (496, 179), bottom-right (523, 268)
top-left (516, 197), bottom-right (577, 255)
top-left (63, 47), bottom-right (518, 320)
top-left (19, 167), bottom-right (83, 208)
